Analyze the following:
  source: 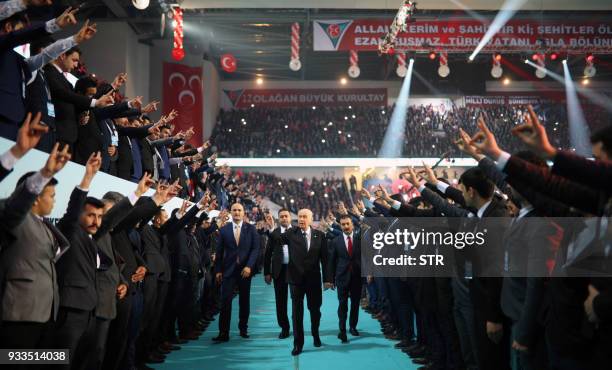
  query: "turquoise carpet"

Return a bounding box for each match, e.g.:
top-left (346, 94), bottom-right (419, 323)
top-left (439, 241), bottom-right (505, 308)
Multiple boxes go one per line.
top-left (153, 278), bottom-right (417, 370)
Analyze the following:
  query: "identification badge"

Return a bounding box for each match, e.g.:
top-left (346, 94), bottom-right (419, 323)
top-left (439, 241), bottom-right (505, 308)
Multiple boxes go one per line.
top-left (47, 102), bottom-right (55, 118)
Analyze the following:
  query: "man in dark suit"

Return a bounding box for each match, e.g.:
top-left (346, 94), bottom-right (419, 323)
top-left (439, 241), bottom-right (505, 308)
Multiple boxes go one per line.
top-left (44, 47), bottom-right (113, 151)
top-left (213, 203), bottom-right (260, 342)
top-left (279, 208), bottom-right (332, 356)
top-left (329, 214), bottom-right (362, 343)
top-left (457, 168), bottom-right (511, 370)
top-left (264, 208), bottom-right (292, 339)
top-left (0, 8), bottom-right (76, 140)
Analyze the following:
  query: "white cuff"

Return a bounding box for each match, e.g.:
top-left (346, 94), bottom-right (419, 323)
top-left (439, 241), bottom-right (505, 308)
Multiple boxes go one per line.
top-left (418, 184), bottom-right (426, 193)
top-left (197, 147), bottom-right (204, 153)
top-left (45, 19), bottom-right (60, 34)
top-left (128, 192), bottom-right (139, 206)
top-left (127, 101), bottom-right (133, 109)
top-left (391, 200), bottom-right (401, 210)
top-left (496, 151), bottom-right (511, 171)
top-left (436, 182), bottom-right (449, 193)
top-left (0, 149), bottom-right (19, 171)
top-left (76, 185), bottom-right (89, 192)
top-left (26, 171), bottom-right (52, 194)
top-left (90, 99), bottom-right (97, 108)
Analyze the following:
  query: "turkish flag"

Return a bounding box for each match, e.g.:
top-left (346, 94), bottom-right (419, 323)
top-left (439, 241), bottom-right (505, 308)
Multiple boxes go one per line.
top-left (162, 62), bottom-right (203, 146)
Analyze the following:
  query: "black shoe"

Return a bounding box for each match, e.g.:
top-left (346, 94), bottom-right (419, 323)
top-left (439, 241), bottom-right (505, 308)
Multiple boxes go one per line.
top-left (212, 334), bottom-right (229, 342)
top-left (278, 329), bottom-right (290, 339)
top-left (412, 357), bottom-right (429, 365)
top-left (338, 332), bottom-right (348, 343)
top-left (349, 328), bottom-right (360, 336)
top-left (313, 336), bottom-right (322, 347)
top-left (170, 338), bottom-right (188, 345)
top-left (240, 331), bottom-right (250, 338)
top-left (139, 365), bottom-right (155, 370)
top-left (145, 354), bottom-right (165, 364)
top-left (291, 346), bottom-right (302, 356)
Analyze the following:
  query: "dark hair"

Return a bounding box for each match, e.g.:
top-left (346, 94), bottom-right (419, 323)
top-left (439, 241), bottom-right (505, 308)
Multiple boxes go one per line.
top-left (278, 208), bottom-right (290, 215)
top-left (102, 191), bottom-right (124, 204)
top-left (458, 167), bottom-right (494, 199)
top-left (64, 46), bottom-right (81, 57)
top-left (590, 124), bottom-right (612, 157)
top-left (338, 214), bottom-right (352, 222)
top-left (16, 171), bottom-right (58, 188)
top-left (160, 124), bottom-right (172, 131)
top-left (0, 11), bottom-right (28, 33)
top-left (85, 197), bottom-right (105, 209)
top-left (97, 83), bottom-right (113, 95)
top-left (409, 196), bottom-right (426, 207)
top-left (514, 150), bottom-right (547, 167)
top-left (30, 36), bottom-right (55, 55)
top-left (75, 76), bottom-right (98, 95)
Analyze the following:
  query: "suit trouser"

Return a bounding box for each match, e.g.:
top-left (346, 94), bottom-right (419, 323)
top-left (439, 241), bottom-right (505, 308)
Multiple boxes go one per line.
top-left (337, 273), bottom-right (362, 332)
top-left (0, 319), bottom-right (55, 370)
top-left (387, 278), bottom-right (415, 341)
top-left (122, 286), bottom-right (144, 370)
top-left (273, 265), bottom-right (290, 332)
top-left (176, 273), bottom-right (196, 335)
top-left (218, 273), bottom-right (252, 334)
top-left (366, 278), bottom-right (381, 311)
top-left (103, 290), bottom-right (132, 370)
top-left (435, 277), bottom-right (464, 370)
top-left (452, 278), bottom-right (479, 370)
top-left (53, 306), bottom-right (97, 370)
top-left (290, 280), bottom-right (322, 348)
top-left (201, 269), bottom-right (215, 316)
top-left (152, 280), bottom-right (169, 348)
top-left (83, 317), bottom-right (111, 370)
top-left (470, 283), bottom-right (511, 370)
top-left (510, 322), bottom-right (547, 370)
top-left (136, 275), bottom-right (159, 364)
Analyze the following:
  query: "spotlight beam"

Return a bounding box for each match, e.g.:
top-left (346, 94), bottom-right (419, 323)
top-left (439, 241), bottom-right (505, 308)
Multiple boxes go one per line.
top-left (562, 62), bottom-right (592, 157)
top-left (468, 0), bottom-right (527, 61)
top-left (525, 60), bottom-right (612, 114)
top-left (449, 0), bottom-right (488, 24)
top-left (379, 58), bottom-right (414, 158)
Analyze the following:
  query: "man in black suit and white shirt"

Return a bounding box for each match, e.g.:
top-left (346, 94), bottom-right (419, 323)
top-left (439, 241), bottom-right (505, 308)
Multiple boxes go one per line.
top-left (329, 214), bottom-right (362, 343)
top-left (264, 208), bottom-right (292, 339)
top-left (279, 208), bottom-right (332, 356)
top-left (44, 47), bottom-right (113, 151)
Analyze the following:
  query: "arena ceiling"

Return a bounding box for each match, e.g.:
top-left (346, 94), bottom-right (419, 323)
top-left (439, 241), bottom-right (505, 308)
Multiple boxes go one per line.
top-left (63, 0), bottom-right (612, 87)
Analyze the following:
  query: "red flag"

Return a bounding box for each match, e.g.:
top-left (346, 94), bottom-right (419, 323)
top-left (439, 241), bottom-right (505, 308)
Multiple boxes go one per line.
top-left (162, 62), bottom-right (203, 146)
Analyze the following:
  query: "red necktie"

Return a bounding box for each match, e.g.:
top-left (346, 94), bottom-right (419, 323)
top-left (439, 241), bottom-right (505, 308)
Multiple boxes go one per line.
top-left (347, 236), bottom-right (353, 257)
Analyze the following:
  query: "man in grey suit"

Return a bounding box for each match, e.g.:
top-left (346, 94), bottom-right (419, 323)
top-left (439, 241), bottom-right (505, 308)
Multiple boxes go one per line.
top-left (0, 143), bottom-right (72, 349)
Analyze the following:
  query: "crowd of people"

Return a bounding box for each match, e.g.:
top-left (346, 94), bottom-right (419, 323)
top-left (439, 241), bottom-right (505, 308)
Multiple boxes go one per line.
top-left (209, 102), bottom-right (612, 158)
top-left (0, 2), bottom-right (611, 370)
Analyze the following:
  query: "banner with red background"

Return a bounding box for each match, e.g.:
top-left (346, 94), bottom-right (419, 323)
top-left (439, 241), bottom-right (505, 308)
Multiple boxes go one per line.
top-left (222, 88), bottom-right (387, 108)
top-left (162, 62), bottom-right (203, 146)
top-left (313, 19), bottom-right (612, 53)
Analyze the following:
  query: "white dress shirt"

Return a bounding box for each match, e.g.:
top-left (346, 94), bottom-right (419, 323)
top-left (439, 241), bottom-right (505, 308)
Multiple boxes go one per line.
top-left (280, 225), bottom-right (290, 264)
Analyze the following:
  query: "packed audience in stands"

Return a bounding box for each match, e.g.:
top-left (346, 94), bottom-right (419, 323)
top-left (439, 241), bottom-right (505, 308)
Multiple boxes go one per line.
top-left (211, 103), bottom-right (612, 157)
top-left (0, 3), bottom-right (611, 370)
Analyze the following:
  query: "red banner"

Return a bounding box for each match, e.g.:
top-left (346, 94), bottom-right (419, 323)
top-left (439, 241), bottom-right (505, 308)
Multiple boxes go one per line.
top-left (222, 88), bottom-right (387, 108)
top-left (313, 19), bottom-right (612, 53)
top-left (162, 62), bottom-right (203, 146)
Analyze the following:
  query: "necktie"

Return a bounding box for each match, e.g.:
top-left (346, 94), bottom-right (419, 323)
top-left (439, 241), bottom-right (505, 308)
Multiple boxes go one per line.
top-left (234, 224), bottom-right (241, 246)
top-left (302, 231), bottom-right (309, 251)
top-left (347, 236), bottom-right (353, 257)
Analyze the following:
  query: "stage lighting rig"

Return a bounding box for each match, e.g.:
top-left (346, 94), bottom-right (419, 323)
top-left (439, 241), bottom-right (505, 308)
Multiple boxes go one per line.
top-left (378, 1), bottom-right (417, 54)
